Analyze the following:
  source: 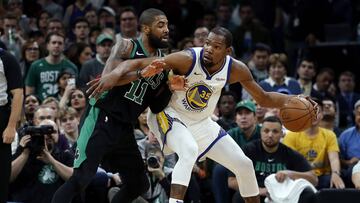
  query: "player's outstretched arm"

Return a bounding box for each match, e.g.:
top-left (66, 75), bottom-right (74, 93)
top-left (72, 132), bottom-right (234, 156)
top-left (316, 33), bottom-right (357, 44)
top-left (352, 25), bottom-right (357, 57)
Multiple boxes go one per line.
top-left (229, 59), bottom-right (294, 109)
top-left (87, 50), bottom-right (193, 98)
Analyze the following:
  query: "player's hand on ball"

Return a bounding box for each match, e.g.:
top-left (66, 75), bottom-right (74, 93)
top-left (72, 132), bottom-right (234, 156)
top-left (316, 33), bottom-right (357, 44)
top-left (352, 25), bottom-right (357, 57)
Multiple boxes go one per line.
top-left (168, 75), bottom-right (188, 91)
top-left (301, 95), bottom-right (320, 122)
top-left (141, 59), bottom-right (165, 77)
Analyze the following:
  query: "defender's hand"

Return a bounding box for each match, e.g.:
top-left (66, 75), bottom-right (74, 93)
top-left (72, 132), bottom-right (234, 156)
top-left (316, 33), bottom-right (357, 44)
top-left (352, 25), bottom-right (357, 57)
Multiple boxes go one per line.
top-left (87, 74), bottom-right (116, 99)
top-left (141, 59), bottom-right (165, 78)
top-left (168, 75), bottom-right (188, 91)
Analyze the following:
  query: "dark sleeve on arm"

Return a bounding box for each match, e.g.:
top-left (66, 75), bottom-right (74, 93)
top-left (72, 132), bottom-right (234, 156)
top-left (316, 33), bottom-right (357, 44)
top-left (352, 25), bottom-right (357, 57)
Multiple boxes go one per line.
top-left (159, 173), bottom-right (172, 197)
top-left (2, 51), bottom-right (23, 89)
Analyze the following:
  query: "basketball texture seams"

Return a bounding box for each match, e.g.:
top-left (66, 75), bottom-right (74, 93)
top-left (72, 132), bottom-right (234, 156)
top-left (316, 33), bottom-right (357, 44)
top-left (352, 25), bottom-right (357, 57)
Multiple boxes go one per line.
top-left (279, 97), bottom-right (315, 132)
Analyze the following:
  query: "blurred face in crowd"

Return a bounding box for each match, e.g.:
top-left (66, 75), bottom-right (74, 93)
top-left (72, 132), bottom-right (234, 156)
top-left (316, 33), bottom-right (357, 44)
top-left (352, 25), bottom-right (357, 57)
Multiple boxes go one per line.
top-left (254, 102), bottom-right (268, 120)
top-left (322, 99), bottom-right (336, 118)
top-left (58, 73), bottom-right (73, 90)
top-left (297, 60), bottom-right (316, 81)
top-left (355, 106), bottom-right (360, 128)
top-left (218, 95), bottom-right (236, 118)
top-left (24, 41), bottom-right (40, 62)
top-left (138, 108), bottom-right (148, 126)
top-left (79, 46), bottom-right (92, 65)
top-left (217, 5), bottom-right (232, 22)
top-left (74, 21), bottom-right (90, 41)
top-left (99, 11), bottom-right (116, 28)
top-left (47, 21), bottom-right (64, 35)
top-left (193, 27), bottom-right (209, 47)
top-left (47, 35), bottom-right (65, 57)
top-left (338, 74), bottom-right (355, 93)
top-left (39, 119), bottom-right (59, 151)
top-left (38, 12), bottom-right (50, 31)
top-left (25, 95), bottom-right (40, 115)
top-left (316, 71), bottom-right (333, 91)
top-left (3, 18), bottom-right (17, 38)
top-left (60, 113), bottom-right (79, 135)
top-left (261, 121), bottom-right (283, 149)
top-left (7, 0), bottom-right (23, 16)
top-left (43, 100), bottom-right (59, 117)
top-left (33, 107), bottom-right (56, 125)
top-left (96, 39), bottom-right (113, 61)
top-left (85, 10), bottom-right (98, 27)
top-left (269, 62), bottom-right (286, 82)
top-left (252, 50), bottom-right (269, 70)
top-left (235, 108), bottom-right (256, 131)
top-left (120, 11), bottom-right (138, 35)
top-left (239, 5), bottom-right (254, 24)
top-left (146, 15), bottom-right (169, 48)
top-left (202, 14), bottom-right (217, 30)
top-left (70, 89), bottom-right (86, 110)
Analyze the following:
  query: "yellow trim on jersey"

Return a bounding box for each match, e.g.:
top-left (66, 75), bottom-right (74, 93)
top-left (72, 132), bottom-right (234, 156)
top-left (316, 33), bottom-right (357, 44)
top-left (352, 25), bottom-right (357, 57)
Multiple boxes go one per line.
top-left (156, 111), bottom-right (170, 135)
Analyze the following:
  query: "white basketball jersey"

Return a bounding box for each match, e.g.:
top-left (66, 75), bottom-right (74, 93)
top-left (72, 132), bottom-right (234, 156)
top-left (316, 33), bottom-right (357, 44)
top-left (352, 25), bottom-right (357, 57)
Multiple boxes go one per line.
top-left (169, 47), bottom-right (232, 124)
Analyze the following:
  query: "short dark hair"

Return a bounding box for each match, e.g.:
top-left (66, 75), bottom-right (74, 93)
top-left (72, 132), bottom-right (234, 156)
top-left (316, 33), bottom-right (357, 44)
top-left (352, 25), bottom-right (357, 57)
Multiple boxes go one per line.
top-left (217, 90), bottom-right (237, 107)
top-left (45, 32), bottom-right (65, 44)
top-left (210, 27), bottom-right (233, 48)
top-left (262, 116), bottom-right (282, 126)
top-left (298, 56), bottom-right (317, 70)
top-left (339, 71), bottom-right (355, 81)
top-left (317, 67), bottom-right (334, 78)
top-left (139, 8), bottom-right (165, 27)
top-left (251, 43), bottom-right (271, 54)
top-left (120, 6), bottom-right (137, 18)
top-left (72, 17), bottom-right (89, 29)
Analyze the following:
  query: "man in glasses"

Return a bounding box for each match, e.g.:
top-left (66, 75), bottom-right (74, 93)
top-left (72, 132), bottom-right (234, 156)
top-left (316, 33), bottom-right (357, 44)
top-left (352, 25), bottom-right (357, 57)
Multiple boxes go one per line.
top-left (116, 6), bottom-right (140, 40)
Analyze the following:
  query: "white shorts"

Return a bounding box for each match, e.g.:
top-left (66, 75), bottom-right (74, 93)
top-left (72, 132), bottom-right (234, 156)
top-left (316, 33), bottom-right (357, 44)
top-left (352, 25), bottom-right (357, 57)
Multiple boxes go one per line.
top-left (147, 106), bottom-right (226, 161)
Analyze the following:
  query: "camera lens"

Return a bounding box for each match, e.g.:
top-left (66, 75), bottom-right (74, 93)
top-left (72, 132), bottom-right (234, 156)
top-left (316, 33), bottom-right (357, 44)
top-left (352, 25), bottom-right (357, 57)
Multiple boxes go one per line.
top-left (147, 156), bottom-right (160, 168)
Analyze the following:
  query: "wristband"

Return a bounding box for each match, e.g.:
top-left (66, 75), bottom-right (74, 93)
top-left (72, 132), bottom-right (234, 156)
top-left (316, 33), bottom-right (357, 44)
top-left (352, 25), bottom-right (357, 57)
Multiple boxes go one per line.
top-left (137, 69), bottom-right (143, 79)
top-left (332, 171), bottom-right (340, 175)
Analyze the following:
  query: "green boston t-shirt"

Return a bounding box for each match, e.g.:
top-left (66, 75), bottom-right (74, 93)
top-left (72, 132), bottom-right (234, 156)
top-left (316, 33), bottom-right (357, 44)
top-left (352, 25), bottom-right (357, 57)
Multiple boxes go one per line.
top-left (25, 58), bottom-right (78, 101)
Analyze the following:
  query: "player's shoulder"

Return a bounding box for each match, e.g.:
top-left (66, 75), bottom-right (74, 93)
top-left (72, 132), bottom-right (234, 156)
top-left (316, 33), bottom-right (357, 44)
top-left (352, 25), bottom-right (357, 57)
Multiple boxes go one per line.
top-left (113, 36), bottom-right (134, 59)
top-left (229, 56), bottom-right (247, 69)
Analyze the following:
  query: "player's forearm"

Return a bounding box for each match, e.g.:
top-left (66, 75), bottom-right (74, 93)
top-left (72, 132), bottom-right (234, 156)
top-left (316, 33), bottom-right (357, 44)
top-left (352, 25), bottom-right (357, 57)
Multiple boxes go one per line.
top-left (7, 88), bottom-right (23, 127)
top-left (254, 91), bottom-right (291, 109)
top-left (50, 158), bottom-right (73, 181)
top-left (288, 170), bottom-right (318, 186)
top-left (102, 59), bottom-right (122, 76)
top-left (10, 149), bottom-right (30, 182)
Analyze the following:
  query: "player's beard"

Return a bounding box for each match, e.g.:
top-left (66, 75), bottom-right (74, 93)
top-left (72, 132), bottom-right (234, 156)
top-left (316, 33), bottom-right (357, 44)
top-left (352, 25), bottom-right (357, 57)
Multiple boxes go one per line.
top-left (201, 58), bottom-right (214, 69)
top-left (148, 33), bottom-right (169, 49)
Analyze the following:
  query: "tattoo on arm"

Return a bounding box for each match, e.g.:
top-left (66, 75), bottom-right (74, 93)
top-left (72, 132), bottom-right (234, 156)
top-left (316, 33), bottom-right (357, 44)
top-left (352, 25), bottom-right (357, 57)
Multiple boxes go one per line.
top-left (102, 38), bottom-right (132, 75)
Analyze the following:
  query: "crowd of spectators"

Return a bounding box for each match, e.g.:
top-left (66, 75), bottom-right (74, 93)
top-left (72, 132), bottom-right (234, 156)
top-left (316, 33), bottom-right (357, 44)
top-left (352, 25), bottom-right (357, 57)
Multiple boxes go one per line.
top-left (1, 0), bottom-right (360, 202)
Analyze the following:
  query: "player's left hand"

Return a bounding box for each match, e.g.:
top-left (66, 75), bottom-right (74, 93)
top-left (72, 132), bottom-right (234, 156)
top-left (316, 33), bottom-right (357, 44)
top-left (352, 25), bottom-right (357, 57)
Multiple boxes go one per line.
top-left (168, 75), bottom-right (188, 91)
top-left (141, 59), bottom-right (166, 77)
top-left (87, 74), bottom-right (117, 99)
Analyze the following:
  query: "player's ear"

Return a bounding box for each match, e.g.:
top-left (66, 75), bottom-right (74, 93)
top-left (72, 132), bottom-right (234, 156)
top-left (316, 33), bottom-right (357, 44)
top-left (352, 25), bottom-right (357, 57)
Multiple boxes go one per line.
top-left (142, 25), bottom-right (150, 35)
top-left (226, 47), bottom-right (232, 55)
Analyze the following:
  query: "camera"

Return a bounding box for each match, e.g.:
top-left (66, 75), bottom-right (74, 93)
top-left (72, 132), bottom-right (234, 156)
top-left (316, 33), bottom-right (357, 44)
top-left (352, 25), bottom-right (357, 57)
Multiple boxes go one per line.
top-left (147, 155), bottom-right (160, 168)
top-left (23, 125), bottom-right (55, 154)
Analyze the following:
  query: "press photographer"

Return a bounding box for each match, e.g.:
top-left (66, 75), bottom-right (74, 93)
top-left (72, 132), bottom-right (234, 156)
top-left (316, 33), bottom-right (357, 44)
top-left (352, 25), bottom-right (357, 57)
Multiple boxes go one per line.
top-left (8, 119), bottom-right (74, 203)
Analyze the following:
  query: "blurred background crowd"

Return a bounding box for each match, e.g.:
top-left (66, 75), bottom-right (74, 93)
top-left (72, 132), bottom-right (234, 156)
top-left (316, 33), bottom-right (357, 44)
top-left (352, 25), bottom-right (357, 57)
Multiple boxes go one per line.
top-left (1, 0), bottom-right (360, 202)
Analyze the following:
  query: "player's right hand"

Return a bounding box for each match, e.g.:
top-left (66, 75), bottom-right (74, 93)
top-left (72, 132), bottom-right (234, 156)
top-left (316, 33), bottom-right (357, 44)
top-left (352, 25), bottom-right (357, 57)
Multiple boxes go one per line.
top-left (141, 59), bottom-right (165, 77)
top-left (87, 74), bottom-right (117, 99)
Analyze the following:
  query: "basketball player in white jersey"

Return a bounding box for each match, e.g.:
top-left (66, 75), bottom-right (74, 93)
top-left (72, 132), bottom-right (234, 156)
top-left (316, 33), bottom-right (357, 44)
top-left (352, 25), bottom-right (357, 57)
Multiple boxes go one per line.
top-left (87, 27), bottom-right (319, 203)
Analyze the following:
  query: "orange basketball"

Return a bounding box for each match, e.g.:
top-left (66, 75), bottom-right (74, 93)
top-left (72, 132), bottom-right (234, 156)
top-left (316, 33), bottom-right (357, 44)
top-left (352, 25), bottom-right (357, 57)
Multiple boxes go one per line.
top-left (279, 96), bottom-right (316, 132)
